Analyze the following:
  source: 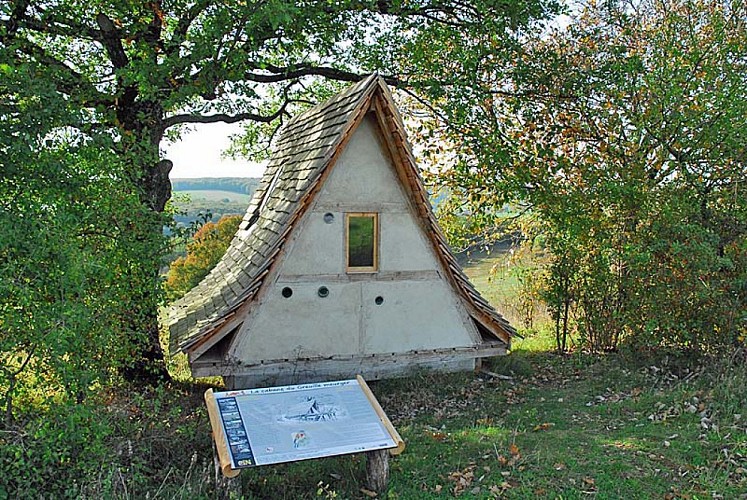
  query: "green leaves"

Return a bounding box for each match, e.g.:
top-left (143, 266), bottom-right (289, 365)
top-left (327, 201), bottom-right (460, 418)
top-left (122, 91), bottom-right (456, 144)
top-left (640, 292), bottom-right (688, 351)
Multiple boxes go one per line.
top-left (416, 0), bottom-right (746, 352)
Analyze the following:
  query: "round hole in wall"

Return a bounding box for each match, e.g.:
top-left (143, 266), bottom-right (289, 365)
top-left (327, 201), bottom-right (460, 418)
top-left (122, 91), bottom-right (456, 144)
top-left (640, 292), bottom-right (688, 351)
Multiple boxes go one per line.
top-left (375, 296), bottom-right (384, 305)
top-left (323, 212), bottom-right (335, 224)
top-left (318, 286), bottom-right (329, 298)
top-left (281, 287), bottom-right (293, 298)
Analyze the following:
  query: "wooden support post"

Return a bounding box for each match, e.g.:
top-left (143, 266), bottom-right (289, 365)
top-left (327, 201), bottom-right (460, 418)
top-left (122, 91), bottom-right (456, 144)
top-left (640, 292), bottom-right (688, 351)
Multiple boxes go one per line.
top-left (365, 448), bottom-right (390, 493)
top-left (213, 440), bottom-right (242, 499)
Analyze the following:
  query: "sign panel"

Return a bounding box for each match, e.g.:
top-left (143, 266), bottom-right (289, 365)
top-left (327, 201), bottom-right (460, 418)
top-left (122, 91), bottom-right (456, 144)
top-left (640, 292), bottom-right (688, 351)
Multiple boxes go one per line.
top-left (211, 378), bottom-right (397, 468)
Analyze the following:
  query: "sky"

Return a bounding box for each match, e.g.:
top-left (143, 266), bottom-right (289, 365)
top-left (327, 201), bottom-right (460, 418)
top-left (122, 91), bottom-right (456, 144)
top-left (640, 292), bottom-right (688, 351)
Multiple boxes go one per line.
top-left (164, 122), bottom-right (267, 179)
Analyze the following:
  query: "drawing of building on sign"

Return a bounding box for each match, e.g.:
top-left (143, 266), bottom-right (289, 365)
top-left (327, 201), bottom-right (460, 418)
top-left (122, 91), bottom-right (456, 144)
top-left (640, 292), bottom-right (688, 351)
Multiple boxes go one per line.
top-left (280, 395), bottom-right (344, 422)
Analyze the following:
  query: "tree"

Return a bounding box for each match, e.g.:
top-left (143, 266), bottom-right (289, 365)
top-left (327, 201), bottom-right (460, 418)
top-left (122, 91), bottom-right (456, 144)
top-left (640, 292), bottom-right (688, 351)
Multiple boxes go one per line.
top-left (0, 68), bottom-right (152, 422)
top-left (417, 0), bottom-right (747, 352)
top-left (166, 215), bottom-right (242, 300)
top-left (0, 0), bottom-right (559, 380)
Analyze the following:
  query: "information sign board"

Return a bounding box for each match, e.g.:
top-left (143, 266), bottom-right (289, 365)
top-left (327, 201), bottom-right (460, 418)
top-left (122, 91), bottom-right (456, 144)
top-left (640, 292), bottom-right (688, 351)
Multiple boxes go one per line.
top-left (205, 376), bottom-right (403, 474)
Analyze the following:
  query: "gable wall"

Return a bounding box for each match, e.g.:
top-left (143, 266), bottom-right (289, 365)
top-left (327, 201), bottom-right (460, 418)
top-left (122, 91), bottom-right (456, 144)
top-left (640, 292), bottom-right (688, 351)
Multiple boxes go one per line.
top-left (229, 115), bottom-right (479, 364)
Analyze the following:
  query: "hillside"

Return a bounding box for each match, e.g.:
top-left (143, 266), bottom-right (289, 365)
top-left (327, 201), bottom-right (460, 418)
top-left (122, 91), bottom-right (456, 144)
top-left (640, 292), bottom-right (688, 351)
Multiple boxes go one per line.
top-left (170, 177), bottom-right (260, 227)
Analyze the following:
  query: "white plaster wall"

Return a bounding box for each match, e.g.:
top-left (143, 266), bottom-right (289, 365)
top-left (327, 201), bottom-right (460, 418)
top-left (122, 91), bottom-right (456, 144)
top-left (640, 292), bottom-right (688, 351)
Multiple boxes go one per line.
top-left (236, 281), bottom-right (361, 362)
top-left (360, 280), bottom-right (474, 352)
top-left (379, 212), bottom-right (436, 271)
top-left (281, 213), bottom-right (345, 275)
top-left (317, 117), bottom-right (405, 204)
top-left (230, 114), bottom-right (478, 364)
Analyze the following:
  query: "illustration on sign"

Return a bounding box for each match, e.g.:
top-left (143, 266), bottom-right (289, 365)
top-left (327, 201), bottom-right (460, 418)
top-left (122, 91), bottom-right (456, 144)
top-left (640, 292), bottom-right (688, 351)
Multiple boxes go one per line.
top-left (281, 395), bottom-right (345, 422)
top-left (212, 379), bottom-right (396, 468)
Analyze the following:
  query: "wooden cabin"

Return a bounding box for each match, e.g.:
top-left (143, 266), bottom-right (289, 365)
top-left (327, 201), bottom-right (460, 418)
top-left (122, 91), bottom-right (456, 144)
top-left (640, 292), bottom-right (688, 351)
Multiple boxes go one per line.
top-left (167, 75), bottom-right (515, 389)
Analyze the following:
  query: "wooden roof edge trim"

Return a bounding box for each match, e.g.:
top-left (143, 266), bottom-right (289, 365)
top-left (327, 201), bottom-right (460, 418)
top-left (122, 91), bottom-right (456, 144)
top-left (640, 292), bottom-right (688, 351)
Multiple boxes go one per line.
top-left (186, 311), bottom-right (244, 360)
top-left (370, 86), bottom-right (516, 343)
top-left (178, 82), bottom-right (380, 357)
top-left (466, 304), bottom-right (512, 345)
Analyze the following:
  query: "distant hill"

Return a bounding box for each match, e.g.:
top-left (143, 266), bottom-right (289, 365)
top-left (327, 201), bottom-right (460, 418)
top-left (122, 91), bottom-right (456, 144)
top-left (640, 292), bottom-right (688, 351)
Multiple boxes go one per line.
top-left (179, 189), bottom-right (252, 204)
top-left (170, 177), bottom-right (261, 228)
top-left (171, 177), bottom-right (260, 195)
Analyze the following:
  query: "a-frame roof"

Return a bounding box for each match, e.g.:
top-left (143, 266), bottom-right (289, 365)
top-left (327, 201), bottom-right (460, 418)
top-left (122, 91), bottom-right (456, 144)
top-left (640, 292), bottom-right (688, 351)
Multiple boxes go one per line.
top-left (167, 74), bottom-right (516, 355)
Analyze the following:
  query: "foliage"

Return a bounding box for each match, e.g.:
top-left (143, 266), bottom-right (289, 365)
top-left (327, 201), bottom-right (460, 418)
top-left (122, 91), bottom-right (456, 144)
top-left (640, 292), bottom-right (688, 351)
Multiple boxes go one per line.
top-left (0, 401), bottom-right (113, 498)
top-left (165, 215), bottom-right (243, 300)
top-left (0, 66), bottom-right (165, 423)
top-left (418, 0), bottom-right (747, 353)
top-left (0, 0), bottom-right (559, 378)
top-left (0, 383), bottom-right (213, 499)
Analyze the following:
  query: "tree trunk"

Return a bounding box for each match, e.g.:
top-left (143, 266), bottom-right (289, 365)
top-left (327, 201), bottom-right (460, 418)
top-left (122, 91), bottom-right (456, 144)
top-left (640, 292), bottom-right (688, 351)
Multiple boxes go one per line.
top-left (116, 101), bottom-right (172, 383)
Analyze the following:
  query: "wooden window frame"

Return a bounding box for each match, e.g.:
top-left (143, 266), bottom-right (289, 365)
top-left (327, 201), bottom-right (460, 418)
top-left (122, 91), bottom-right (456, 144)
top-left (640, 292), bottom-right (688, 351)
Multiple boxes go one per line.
top-left (345, 212), bottom-right (379, 273)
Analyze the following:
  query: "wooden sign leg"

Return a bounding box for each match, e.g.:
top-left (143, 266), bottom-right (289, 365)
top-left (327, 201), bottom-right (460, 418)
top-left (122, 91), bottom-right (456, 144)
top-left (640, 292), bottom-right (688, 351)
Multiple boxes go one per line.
top-left (213, 440), bottom-right (242, 499)
top-left (365, 449), bottom-right (390, 493)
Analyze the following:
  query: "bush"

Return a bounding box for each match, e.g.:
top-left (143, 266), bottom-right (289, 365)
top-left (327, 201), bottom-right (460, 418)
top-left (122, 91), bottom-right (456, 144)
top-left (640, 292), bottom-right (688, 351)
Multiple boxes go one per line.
top-left (0, 402), bottom-right (113, 498)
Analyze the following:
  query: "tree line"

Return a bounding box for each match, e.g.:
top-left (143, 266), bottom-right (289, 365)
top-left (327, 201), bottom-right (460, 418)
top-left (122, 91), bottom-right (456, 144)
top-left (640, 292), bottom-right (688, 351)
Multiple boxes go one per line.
top-left (171, 177), bottom-right (260, 195)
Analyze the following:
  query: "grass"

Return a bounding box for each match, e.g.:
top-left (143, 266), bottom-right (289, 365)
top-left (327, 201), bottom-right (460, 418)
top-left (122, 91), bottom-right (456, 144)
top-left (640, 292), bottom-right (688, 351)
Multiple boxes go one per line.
top-left (114, 339), bottom-right (745, 499)
top-left (18, 252), bottom-right (742, 499)
top-left (225, 342), bottom-right (746, 499)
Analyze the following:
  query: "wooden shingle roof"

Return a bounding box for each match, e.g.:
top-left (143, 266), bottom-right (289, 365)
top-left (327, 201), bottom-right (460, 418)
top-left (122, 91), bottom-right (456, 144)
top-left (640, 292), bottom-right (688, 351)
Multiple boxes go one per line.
top-left (167, 75), bottom-right (516, 355)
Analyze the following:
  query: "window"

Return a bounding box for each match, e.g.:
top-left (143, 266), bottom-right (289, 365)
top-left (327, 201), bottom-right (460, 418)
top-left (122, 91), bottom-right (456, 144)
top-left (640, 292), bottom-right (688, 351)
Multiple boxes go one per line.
top-left (346, 213), bottom-right (378, 272)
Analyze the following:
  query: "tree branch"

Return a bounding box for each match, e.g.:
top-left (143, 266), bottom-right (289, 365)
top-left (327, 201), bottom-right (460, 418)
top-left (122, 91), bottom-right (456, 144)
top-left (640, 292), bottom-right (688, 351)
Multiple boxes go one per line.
top-left (166, 0), bottom-right (211, 56)
top-left (0, 0), bottom-right (31, 40)
top-left (12, 38), bottom-right (115, 107)
top-left (95, 13), bottom-right (129, 69)
top-left (243, 63), bottom-right (401, 87)
top-left (162, 107), bottom-right (288, 130)
top-left (15, 12), bottom-right (103, 41)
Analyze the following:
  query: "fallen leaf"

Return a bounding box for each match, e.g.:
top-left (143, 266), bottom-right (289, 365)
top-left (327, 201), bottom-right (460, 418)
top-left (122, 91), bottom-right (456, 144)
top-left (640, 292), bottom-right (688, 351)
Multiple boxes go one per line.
top-left (360, 488), bottom-right (378, 497)
top-left (434, 484), bottom-right (442, 493)
top-left (533, 422), bottom-right (554, 431)
top-left (509, 443), bottom-right (520, 456)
